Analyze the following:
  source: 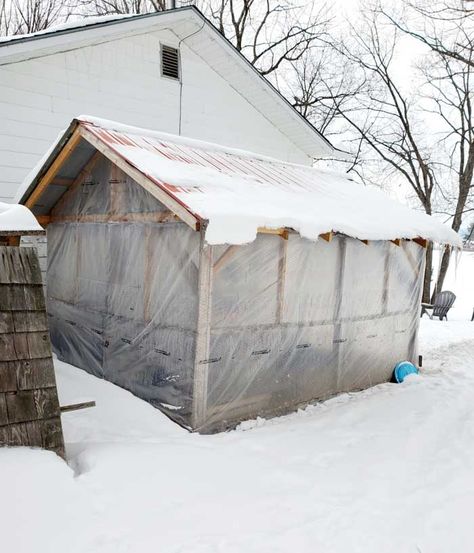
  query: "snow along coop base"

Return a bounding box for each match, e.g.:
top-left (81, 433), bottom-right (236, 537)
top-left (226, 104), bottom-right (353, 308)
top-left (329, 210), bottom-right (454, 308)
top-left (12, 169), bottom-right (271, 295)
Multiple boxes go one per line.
top-left (18, 117), bottom-right (461, 433)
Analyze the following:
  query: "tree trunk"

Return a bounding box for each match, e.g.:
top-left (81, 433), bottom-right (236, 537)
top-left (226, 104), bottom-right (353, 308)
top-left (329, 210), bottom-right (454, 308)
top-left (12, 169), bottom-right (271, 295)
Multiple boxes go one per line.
top-left (422, 242), bottom-right (433, 303)
top-left (432, 246), bottom-right (451, 302)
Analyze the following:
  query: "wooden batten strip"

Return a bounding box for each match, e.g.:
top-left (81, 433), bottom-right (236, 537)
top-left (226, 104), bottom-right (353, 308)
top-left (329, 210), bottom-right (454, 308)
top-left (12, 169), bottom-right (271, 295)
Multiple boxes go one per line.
top-left (36, 215), bottom-right (51, 227)
top-left (6, 236), bottom-right (20, 246)
top-left (319, 231), bottom-right (333, 242)
top-left (391, 239), bottom-right (401, 246)
top-left (49, 212), bottom-right (181, 225)
top-left (79, 126), bottom-right (199, 231)
top-left (257, 227), bottom-right (289, 239)
top-left (213, 245), bottom-right (240, 273)
top-left (51, 151), bottom-right (102, 218)
top-left (25, 128), bottom-right (82, 209)
top-left (412, 237), bottom-right (428, 248)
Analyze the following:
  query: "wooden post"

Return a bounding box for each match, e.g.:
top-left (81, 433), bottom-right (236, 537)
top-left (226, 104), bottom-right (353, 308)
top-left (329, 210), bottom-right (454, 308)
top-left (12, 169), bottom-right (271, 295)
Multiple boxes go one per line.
top-left (333, 236), bottom-right (347, 389)
top-left (409, 244), bottom-right (427, 363)
top-left (191, 223), bottom-right (213, 430)
top-left (382, 242), bottom-right (390, 314)
top-left (143, 225), bottom-right (154, 323)
top-left (276, 235), bottom-right (288, 323)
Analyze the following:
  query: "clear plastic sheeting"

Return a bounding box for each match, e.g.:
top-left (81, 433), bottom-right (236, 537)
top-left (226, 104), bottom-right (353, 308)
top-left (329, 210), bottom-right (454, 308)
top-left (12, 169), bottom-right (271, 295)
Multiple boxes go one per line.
top-left (203, 235), bottom-right (424, 430)
top-left (47, 155), bottom-right (426, 433)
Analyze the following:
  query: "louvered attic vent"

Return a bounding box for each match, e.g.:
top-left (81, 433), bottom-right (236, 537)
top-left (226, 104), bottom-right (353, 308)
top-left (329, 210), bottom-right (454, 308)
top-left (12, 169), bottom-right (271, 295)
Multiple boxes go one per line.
top-left (161, 45), bottom-right (180, 80)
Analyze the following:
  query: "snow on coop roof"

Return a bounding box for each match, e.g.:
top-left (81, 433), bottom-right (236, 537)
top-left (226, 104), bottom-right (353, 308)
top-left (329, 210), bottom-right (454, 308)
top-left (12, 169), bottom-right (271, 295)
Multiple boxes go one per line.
top-left (0, 7), bottom-right (334, 160)
top-left (19, 116), bottom-right (461, 247)
top-left (0, 202), bottom-right (43, 235)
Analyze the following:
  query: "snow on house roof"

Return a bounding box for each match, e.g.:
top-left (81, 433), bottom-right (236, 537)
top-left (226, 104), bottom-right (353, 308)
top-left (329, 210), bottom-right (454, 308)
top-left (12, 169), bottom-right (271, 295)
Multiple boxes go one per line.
top-left (19, 116), bottom-right (461, 247)
top-left (0, 202), bottom-right (43, 234)
top-left (0, 7), bottom-right (334, 160)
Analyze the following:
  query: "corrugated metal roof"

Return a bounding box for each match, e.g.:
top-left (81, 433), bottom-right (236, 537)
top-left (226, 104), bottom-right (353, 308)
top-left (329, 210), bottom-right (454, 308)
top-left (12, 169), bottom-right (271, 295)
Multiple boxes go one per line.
top-left (73, 117), bottom-right (460, 247)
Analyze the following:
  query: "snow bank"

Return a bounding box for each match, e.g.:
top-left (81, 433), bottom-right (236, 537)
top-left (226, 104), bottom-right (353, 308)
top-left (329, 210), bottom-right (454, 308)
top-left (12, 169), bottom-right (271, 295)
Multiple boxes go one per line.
top-left (4, 328), bottom-right (474, 553)
top-left (81, 116), bottom-right (461, 247)
top-left (0, 202), bottom-right (42, 232)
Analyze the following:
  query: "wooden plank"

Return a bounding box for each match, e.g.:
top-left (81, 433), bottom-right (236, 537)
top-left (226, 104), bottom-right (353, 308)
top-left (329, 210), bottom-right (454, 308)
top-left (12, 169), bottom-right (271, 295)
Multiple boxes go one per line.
top-left (382, 243), bottom-right (390, 313)
top-left (26, 332), bottom-right (53, 360)
top-left (0, 334), bottom-right (19, 361)
top-left (0, 230), bottom-right (45, 237)
top-left (51, 150), bottom-right (102, 217)
top-left (80, 126), bottom-right (200, 231)
top-left (191, 226), bottom-right (213, 430)
top-left (6, 236), bottom-right (20, 246)
top-left (0, 311), bottom-right (14, 334)
top-left (33, 388), bottom-right (60, 419)
top-left (12, 311), bottom-right (48, 333)
top-left (212, 245), bottom-right (239, 273)
top-left (391, 239), bottom-right (401, 246)
top-left (0, 394), bottom-right (7, 426)
top-left (320, 231), bottom-right (333, 242)
top-left (24, 285), bottom-right (46, 311)
top-left (5, 390), bottom-right (37, 423)
top-left (276, 235), bottom-right (288, 323)
top-left (412, 237), bottom-right (428, 248)
top-left (110, 161), bottom-right (124, 215)
top-left (36, 215), bottom-right (51, 226)
top-left (0, 361), bottom-right (18, 392)
top-left (8, 420), bottom-right (42, 447)
top-left (50, 211), bottom-right (181, 225)
top-left (143, 225), bottom-right (154, 322)
top-left (60, 401), bottom-right (96, 413)
top-left (25, 128), bottom-right (82, 209)
top-left (0, 247), bottom-right (44, 286)
top-left (40, 417), bottom-right (64, 455)
top-left (0, 424), bottom-right (9, 443)
top-left (16, 358), bottom-right (56, 390)
top-left (257, 227), bottom-right (290, 239)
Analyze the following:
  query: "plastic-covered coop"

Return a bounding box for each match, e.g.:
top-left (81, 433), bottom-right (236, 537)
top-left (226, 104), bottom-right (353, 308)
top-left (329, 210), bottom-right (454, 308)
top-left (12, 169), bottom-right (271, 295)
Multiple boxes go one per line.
top-left (18, 117), bottom-right (460, 433)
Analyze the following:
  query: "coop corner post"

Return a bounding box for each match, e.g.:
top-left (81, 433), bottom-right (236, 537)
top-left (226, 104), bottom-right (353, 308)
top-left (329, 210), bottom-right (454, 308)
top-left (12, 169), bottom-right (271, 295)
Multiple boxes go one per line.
top-left (411, 241), bottom-right (428, 364)
top-left (191, 221), bottom-right (213, 431)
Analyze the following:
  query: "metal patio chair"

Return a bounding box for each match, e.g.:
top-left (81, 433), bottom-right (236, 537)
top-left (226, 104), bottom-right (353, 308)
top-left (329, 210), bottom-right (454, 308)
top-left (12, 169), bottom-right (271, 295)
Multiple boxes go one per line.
top-left (421, 290), bottom-right (456, 321)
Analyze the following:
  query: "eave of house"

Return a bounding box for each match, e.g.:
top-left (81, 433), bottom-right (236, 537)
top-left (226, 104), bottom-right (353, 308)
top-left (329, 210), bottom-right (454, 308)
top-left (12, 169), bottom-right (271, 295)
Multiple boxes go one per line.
top-left (0, 7), bottom-right (334, 161)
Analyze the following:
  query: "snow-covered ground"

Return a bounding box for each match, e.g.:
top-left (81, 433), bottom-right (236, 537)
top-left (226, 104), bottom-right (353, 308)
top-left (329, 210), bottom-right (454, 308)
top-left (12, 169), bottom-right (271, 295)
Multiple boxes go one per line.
top-left (1, 252), bottom-right (473, 553)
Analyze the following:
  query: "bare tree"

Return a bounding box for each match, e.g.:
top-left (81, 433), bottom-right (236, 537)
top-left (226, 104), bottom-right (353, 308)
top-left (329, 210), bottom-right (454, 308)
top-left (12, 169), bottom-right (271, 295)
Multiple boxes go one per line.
top-left (1, 0), bottom-right (67, 35)
top-left (383, 0), bottom-right (474, 68)
top-left (377, 0), bottom-right (474, 298)
top-left (76, 0), bottom-right (165, 17)
top-left (314, 10), bottom-right (441, 300)
top-left (198, 0), bottom-right (331, 77)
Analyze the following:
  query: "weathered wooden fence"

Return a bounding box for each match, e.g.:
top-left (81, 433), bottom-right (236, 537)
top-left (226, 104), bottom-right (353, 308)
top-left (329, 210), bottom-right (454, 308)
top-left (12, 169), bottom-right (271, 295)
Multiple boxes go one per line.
top-left (0, 246), bottom-right (64, 458)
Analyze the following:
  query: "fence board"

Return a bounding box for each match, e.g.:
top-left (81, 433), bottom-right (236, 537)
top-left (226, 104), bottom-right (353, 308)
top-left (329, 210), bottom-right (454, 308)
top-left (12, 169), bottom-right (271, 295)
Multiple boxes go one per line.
top-left (0, 246), bottom-right (65, 458)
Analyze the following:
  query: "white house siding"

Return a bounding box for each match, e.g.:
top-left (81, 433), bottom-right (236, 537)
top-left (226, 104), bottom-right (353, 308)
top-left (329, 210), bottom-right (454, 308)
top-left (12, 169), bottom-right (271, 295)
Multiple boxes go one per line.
top-left (0, 28), bottom-right (311, 204)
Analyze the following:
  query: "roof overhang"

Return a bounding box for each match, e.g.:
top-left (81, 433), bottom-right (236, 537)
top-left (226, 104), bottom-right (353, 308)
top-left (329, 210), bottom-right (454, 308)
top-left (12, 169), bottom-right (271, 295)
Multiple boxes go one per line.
top-left (18, 117), bottom-right (461, 248)
top-left (0, 7), bottom-right (334, 160)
